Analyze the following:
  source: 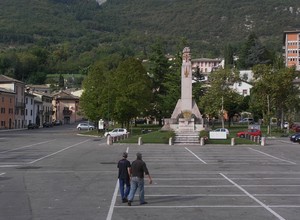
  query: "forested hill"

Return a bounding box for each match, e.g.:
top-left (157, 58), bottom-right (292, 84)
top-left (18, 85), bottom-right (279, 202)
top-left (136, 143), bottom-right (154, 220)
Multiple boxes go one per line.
top-left (0, 0), bottom-right (299, 81)
top-left (1, 0), bottom-right (300, 55)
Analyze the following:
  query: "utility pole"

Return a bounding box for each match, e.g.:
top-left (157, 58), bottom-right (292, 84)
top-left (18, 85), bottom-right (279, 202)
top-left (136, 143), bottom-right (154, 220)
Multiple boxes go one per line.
top-left (221, 96), bottom-right (224, 129)
top-left (267, 95), bottom-right (270, 135)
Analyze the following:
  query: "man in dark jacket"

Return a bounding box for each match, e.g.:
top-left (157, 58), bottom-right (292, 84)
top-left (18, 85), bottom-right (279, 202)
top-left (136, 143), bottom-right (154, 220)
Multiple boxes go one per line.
top-left (128, 152), bottom-right (152, 206)
top-left (117, 152), bottom-right (131, 203)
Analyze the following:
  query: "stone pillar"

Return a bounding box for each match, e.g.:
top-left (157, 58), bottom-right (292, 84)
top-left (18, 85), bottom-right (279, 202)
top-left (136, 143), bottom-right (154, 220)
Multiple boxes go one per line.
top-left (107, 136), bottom-right (112, 145)
top-left (261, 137), bottom-right (266, 146)
top-left (231, 138), bottom-right (235, 146)
top-left (138, 137), bottom-right (143, 145)
top-left (169, 137), bottom-right (173, 145)
top-left (200, 137), bottom-right (205, 146)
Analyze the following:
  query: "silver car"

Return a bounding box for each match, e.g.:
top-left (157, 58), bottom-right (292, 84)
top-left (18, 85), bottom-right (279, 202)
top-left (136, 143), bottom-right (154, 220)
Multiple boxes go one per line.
top-left (104, 128), bottom-right (128, 137)
top-left (76, 123), bottom-right (95, 130)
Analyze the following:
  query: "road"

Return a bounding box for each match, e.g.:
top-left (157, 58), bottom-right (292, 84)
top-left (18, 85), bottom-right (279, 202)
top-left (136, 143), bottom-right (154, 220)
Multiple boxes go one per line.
top-left (0, 126), bottom-right (300, 220)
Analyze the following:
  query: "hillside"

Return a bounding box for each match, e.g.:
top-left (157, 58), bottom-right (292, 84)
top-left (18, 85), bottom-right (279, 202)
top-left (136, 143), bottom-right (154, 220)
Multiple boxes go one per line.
top-left (0, 0), bottom-right (299, 78)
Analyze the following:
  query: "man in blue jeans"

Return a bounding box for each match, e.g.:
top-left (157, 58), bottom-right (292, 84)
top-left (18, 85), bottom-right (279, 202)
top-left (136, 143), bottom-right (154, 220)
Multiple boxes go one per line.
top-left (128, 152), bottom-right (152, 206)
top-left (117, 152), bottom-right (131, 203)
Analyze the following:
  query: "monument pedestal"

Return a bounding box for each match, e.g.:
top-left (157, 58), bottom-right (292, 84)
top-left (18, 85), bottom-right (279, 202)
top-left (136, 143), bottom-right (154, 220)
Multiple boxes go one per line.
top-left (178, 118), bottom-right (195, 131)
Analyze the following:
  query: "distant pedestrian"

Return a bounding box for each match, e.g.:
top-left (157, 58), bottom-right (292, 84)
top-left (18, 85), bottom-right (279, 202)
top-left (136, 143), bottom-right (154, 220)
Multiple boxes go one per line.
top-left (117, 152), bottom-right (131, 203)
top-left (128, 152), bottom-right (152, 206)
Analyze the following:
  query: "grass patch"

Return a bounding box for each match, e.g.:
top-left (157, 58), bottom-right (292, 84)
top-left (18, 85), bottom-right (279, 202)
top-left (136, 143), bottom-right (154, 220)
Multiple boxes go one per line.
top-left (120, 130), bottom-right (174, 144)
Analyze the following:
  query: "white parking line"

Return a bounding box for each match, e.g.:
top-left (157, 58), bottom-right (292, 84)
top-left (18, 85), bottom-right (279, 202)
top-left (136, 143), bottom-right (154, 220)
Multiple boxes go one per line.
top-left (185, 147), bottom-right (207, 164)
top-left (0, 165), bottom-right (21, 168)
top-left (248, 147), bottom-right (296, 164)
top-left (106, 147), bottom-right (129, 220)
top-left (27, 139), bottom-right (90, 164)
top-left (106, 181), bottom-right (119, 220)
top-left (0, 172), bottom-right (5, 176)
top-left (0, 140), bottom-right (56, 154)
top-left (220, 173), bottom-right (286, 220)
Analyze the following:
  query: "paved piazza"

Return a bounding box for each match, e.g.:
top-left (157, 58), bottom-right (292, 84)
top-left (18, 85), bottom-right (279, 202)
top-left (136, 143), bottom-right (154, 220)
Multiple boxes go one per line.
top-left (0, 125), bottom-right (300, 220)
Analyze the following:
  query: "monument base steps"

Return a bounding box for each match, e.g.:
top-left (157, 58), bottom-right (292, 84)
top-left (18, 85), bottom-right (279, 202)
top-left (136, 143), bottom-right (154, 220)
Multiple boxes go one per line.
top-left (174, 131), bottom-right (200, 144)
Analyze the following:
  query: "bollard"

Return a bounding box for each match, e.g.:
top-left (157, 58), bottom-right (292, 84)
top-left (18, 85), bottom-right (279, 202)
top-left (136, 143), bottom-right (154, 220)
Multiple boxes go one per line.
top-left (138, 137), bottom-right (143, 145)
top-left (231, 138), bottom-right (235, 146)
top-left (256, 136), bottom-right (260, 144)
top-left (261, 137), bottom-right (266, 146)
top-left (169, 137), bottom-right (173, 145)
top-left (200, 137), bottom-right (204, 146)
top-left (107, 136), bottom-right (113, 145)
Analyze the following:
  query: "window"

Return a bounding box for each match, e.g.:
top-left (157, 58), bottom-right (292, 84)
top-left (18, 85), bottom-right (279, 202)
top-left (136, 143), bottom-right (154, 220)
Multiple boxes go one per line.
top-left (1, 108), bottom-right (5, 113)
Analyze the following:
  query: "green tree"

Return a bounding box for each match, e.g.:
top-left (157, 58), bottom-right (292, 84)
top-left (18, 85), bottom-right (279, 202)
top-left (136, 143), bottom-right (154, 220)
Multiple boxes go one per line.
top-left (237, 33), bottom-right (271, 69)
top-left (79, 61), bottom-right (111, 122)
top-left (58, 74), bottom-right (65, 89)
top-left (199, 68), bottom-right (242, 127)
top-left (224, 43), bottom-right (234, 69)
top-left (148, 42), bottom-right (171, 125)
top-left (110, 58), bottom-right (152, 128)
top-left (250, 64), bottom-right (300, 132)
top-left (27, 72), bottom-right (47, 84)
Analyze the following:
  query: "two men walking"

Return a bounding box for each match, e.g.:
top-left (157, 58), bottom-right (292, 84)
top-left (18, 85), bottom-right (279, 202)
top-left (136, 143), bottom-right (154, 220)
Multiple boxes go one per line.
top-left (118, 152), bottom-right (152, 206)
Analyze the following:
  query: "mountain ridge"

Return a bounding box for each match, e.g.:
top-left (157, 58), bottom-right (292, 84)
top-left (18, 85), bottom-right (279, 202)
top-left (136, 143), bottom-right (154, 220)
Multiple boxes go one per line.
top-left (0, 0), bottom-right (299, 68)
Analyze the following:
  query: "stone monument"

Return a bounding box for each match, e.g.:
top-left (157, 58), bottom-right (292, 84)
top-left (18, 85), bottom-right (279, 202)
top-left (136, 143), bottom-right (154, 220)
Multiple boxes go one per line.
top-left (163, 47), bottom-right (203, 132)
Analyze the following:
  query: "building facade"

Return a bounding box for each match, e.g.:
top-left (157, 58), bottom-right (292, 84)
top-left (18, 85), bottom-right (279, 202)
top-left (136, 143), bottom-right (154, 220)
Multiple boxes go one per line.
top-left (0, 88), bottom-right (15, 129)
top-left (52, 91), bottom-right (82, 124)
top-left (25, 92), bottom-right (35, 126)
top-left (283, 30), bottom-right (300, 71)
top-left (0, 75), bottom-right (25, 129)
top-left (32, 91), bottom-right (53, 125)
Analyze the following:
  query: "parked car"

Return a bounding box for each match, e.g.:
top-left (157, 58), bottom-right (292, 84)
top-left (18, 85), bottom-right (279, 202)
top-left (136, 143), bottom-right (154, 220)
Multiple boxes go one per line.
top-left (43, 122), bottom-right (53, 128)
top-left (76, 123), bottom-right (95, 130)
top-left (236, 129), bottom-right (261, 138)
top-left (291, 124), bottom-right (300, 132)
top-left (104, 128), bottom-right (128, 137)
top-left (238, 118), bottom-right (254, 124)
top-left (290, 133), bottom-right (300, 142)
top-left (28, 123), bottom-right (39, 129)
top-left (213, 128), bottom-right (229, 135)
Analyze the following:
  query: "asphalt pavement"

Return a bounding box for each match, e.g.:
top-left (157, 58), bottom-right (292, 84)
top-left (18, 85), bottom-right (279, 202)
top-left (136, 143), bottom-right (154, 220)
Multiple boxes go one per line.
top-left (0, 126), bottom-right (300, 220)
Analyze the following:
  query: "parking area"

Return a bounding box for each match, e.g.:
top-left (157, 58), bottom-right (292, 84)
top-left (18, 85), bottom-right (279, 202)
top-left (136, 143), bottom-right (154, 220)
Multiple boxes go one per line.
top-left (1, 129), bottom-right (300, 220)
top-left (108, 143), bottom-right (300, 220)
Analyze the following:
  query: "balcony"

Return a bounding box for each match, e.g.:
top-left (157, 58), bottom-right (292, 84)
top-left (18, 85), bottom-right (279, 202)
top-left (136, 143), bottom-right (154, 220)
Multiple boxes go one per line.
top-left (63, 109), bottom-right (72, 116)
top-left (16, 102), bottom-right (25, 109)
